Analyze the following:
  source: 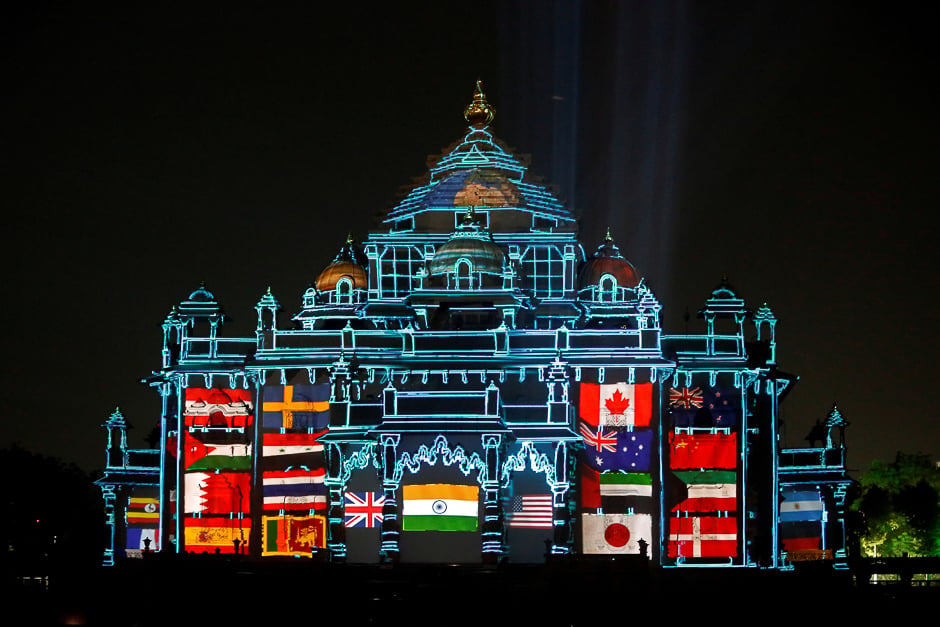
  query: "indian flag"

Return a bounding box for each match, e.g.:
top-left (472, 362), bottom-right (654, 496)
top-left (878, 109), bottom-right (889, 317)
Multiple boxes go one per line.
top-left (402, 484), bottom-right (479, 531)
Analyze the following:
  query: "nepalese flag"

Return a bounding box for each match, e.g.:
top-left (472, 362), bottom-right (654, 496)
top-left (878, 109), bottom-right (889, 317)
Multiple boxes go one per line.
top-left (263, 469), bottom-right (327, 512)
top-left (184, 471), bottom-right (251, 514)
top-left (582, 513), bottom-right (652, 555)
top-left (184, 516), bottom-right (250, 553)
top-left (402, 484), bottom-right (479, 532)
top-left (126, 527), bottom-right (159, 552)
top-left (184, 388), bottom-right (253, 429)
top-left (504, 494), bottom-right (553, 529)
top-left (780, 521), bottom-right (822, 552)
top-left (579, 382), bottom-right (653, 428)
top-left (344, 491), bottom-right (385, 528)
top-left (263, 515), bottom-right (325, 556)
top-left (262, 384), bottom-right (330, 431)
top-left (127, 497), bottom-right (160, 525)
top-left (669, 432), bottom-right (737, 469)
top-left (668, 515), bottom-right (737, 558)
top-left (780, 490), bottom-right (824, 522)
top-left (671, 470), bottom-right (737, 512)
top-left (581, 425), bottom-right (653, 473)
top-left (183, 430), bottom-right (252, 472)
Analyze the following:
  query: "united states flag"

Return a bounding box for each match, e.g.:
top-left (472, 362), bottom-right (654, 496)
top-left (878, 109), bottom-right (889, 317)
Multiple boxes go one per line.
top-left (505, 494), bottom-right (553, 529)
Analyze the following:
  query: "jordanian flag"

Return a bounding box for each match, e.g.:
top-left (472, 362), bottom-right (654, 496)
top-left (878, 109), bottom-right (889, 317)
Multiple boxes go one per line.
top-left (402, 484), bottom-right (478, 531)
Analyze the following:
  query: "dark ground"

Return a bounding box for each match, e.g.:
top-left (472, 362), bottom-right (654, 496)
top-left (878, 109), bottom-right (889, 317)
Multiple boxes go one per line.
top-left (8, 556), bottom-right (939, 626)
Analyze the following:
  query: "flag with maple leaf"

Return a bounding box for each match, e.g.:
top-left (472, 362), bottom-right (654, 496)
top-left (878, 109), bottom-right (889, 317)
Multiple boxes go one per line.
top-left (579, 382), bottom-right (653, 428)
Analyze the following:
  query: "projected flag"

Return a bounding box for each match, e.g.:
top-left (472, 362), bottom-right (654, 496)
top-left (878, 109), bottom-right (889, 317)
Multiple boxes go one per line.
top-left (672, 470), bottom-right (737, 512)
top-left (344, 491), bottom-right (385, 528)
top-left (263, 515), bottom-right (325, 556)
top-left (183, 431), bottom-right (252, 471)
top-left (670, 386), bottom-right (739, 428)
top-left (599, 472), bottom-right (653, 497)
top-left (127, 497), bottom-right (159, 524)
top-left (126, 527), bottom-right (159, 552)
top-left (579, 382), bottom-right (653, 428)
top-left (504, 494), bottom-right (553, 529)
top-left (780, 521), bottom-right (822, 552)
top-left (669, 432), bottom-right (737, 469)
top-left (184, 472), bottom-right (251, 514)
top-left (260, 431), bottom-right (326, 470)
top-left (262, 384), bottom-right (330, 430)
top-left (668, 515), bottom-right (737, 558)
top-left (402, 484), bottom-right (479, 531)
top-left (262, 468), bottom-right (327, 512)
top-left (184, 516), bottom-right (250, 553)
top-left (780, 490), bottom-right (823, 552)
top-left (581, 426), bottom-right (653, 472)
top-left (780, 490), bottom-right (823, 522)
top-left (582, 513), bottom-right (652, 554)
top-left (184, 388), bottom-right (253, 429)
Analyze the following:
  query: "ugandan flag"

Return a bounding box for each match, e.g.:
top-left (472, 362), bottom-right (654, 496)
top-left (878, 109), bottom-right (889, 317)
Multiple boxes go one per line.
top-left (401, 484), bottom-right (478, 531)
top-left (127, 497), bottom-right (160, 524)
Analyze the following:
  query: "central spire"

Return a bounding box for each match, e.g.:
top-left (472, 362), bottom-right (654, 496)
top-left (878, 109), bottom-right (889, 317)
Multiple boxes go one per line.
top-left (463, 79), bottom-right (495, 128)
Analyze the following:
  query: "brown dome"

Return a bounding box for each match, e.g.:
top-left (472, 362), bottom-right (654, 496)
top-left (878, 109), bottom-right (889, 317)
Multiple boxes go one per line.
top-left (316, 238), bottom-right (368, 291)
top-left (578, 233), bottom-right (641, 290)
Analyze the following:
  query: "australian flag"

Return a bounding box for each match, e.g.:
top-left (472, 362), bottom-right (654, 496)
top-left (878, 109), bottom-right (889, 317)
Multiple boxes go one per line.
top-left (581, 426), bottom-right (652, 473)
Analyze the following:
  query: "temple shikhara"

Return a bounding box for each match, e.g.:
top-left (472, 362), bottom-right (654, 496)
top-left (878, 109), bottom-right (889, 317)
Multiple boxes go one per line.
top-left (96, 84), bottom-right (854, 570)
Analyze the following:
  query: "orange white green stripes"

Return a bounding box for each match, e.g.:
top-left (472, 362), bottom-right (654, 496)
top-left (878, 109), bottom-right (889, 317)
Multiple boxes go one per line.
top-left (401, 484), bottom-right (478, 531)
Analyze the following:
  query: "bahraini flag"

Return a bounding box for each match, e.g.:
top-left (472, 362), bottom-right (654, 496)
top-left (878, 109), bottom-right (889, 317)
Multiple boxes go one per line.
top-left (402, 484), bottom-right (478, 531)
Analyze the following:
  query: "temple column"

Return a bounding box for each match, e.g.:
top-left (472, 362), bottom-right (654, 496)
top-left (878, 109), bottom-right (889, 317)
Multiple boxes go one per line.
top-left (481, 434), bottom-right (502, 563)
top-left (379, 434), bottom-right (401, 563)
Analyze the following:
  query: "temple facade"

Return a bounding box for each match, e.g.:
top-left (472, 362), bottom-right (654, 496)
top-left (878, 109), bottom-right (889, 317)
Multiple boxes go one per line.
top-left (97, 84), bottom-right (853, 569)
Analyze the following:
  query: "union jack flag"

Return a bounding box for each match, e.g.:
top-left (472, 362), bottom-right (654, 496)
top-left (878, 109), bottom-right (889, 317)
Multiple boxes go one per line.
top-left (579, 422), bottom-right (618, 453)
top-left (669, 387), bottom-right (704, 409)
top-left (344, 491), bottom-right (385, 528)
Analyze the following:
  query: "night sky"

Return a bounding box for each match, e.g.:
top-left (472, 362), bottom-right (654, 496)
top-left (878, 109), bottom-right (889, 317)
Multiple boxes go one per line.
top-left (4, 2), bottom-right (937, 477)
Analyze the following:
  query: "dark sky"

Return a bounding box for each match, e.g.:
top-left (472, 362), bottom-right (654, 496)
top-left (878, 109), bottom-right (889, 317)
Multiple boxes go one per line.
top-left (4, 2), bottom-right (937, 476)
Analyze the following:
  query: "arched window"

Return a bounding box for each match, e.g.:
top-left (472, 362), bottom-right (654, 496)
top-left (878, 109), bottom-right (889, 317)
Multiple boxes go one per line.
top-left (599, 274), bottom-right (617, 302)
top-left (336, 277), bottom-right (353, 305)
top-left (455, 258), bottom-right (474, 290)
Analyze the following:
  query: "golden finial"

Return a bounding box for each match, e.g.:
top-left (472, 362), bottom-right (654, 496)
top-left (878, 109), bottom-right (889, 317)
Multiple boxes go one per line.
top-left (464, 79), bottom-right (495, 128)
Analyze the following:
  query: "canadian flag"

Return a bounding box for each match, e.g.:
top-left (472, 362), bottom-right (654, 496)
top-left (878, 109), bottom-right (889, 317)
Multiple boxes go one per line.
top-left (579, 382), bottom-right (653, 427)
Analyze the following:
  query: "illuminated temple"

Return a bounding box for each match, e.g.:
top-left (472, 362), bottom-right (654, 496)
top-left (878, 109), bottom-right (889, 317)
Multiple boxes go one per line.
top-left (96, 84), bottom-right (853, 570)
